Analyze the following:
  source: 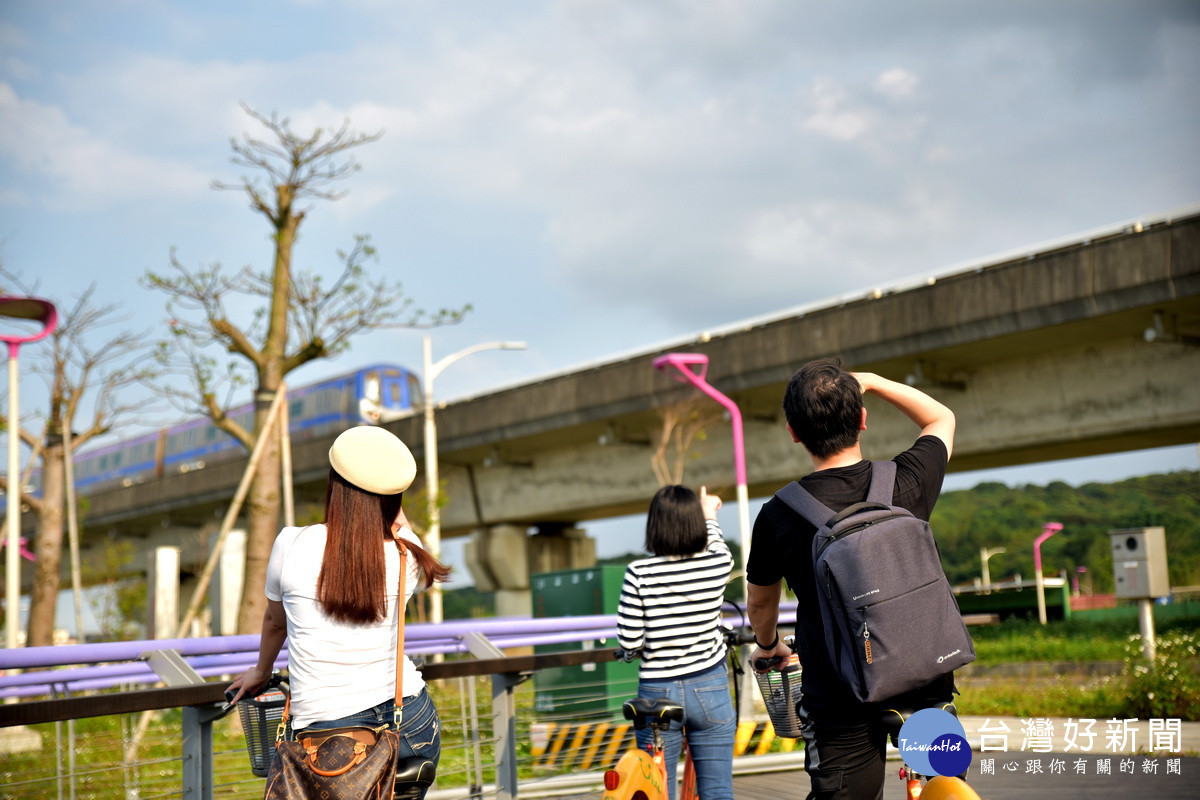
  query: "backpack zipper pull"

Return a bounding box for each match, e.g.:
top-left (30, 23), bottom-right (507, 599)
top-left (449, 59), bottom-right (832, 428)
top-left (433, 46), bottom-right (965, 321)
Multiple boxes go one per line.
top-left (861, 622), bottom-right (873, 664)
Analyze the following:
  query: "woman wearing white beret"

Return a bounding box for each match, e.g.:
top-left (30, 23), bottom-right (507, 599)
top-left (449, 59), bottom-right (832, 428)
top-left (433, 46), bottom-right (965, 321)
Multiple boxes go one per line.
top-left (228, 425), bottom-right (450, 798)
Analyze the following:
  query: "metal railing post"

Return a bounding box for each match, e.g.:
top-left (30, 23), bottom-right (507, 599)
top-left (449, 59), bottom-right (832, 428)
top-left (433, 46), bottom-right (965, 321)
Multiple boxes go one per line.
top-left (467, 677), bottom-right (484, 800)
top-left (491, 670), bottom-right (525, 800)
top-left (464, 631), bottom-right (527, 800)
top-left (181, 704), bottom-right (223, 800)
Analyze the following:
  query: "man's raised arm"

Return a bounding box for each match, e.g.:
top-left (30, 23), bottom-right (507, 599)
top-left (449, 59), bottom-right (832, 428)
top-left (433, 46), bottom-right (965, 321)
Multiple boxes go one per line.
top-left (852, 372), bottom-right (956, 459)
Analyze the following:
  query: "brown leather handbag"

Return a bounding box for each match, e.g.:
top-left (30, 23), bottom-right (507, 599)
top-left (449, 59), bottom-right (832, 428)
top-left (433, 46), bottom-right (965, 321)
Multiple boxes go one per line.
top-left (264, 536), bottom-right (433, 800)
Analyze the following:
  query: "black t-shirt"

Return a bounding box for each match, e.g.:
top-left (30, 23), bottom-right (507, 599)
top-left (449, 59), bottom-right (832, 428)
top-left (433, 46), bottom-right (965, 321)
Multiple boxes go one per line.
top-left (746, 435), bottom-right (953, 714)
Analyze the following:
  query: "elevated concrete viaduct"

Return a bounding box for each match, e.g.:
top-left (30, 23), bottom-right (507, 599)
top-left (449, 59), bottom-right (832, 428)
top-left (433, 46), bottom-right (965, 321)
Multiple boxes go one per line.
top-left (68, 209), bottom-right (1200, 616)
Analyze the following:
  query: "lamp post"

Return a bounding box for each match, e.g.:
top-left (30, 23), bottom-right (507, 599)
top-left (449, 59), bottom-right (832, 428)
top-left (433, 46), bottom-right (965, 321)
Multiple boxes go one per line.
top-left (423, 336), bottom-right (526, 625)
top-left (1033, 522), bottom-right (1064, 625)
top-left (980, 546), bottom-right (1006, 592)
top-left (651, 353), bottom-right (751, 602)
top-left (652, 352), bottom-right (755, 719)
top-left (1072, 566), bottom-right (1087, 596)
top-left (1, 296), bottom-right (58, 650)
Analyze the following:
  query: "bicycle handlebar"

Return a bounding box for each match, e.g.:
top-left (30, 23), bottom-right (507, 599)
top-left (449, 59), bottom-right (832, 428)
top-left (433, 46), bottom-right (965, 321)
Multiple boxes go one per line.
top-left (752, 655), bottom-right (784, 671)
top-left (724, 629), bottom-right (758, 647)
top-left (613, 627), bottom-right (756, 663)
top-left (223, 672), bottom-right (286, 709)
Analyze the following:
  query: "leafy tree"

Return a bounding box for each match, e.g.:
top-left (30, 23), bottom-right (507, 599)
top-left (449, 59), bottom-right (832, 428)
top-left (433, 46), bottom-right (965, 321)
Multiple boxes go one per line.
top-left (932, 470), bottom-right (1200, 592)
top-left (143, 105), bottom-right (469, 633)
top-left (0, 272), bottom-right (154, 646)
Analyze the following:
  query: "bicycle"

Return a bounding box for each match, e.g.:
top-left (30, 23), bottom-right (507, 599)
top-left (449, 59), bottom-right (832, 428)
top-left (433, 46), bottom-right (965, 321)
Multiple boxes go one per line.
top-left (751, 651), bottom-right (983, 800)
top-left (878, 704), bottom-right (981, 800)
top-left (226, 672), bottom-right (436, 799)
top-left (604, 625), bottom-right (756, 800)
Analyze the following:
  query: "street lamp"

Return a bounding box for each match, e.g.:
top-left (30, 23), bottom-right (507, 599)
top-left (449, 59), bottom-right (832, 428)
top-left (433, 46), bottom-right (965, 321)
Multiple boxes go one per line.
top-left (1033, 522), bottom-right (1064, 625)
top-left (980, 546), bottom-right (1006, 592)
top-left (423, 336), bottom-right (526, 625)
top-left (651, 353), bottom-right (751, 602)
top-left (1, 296), bottom-right (58, 650)
top-left (653, 352), bottom-right (755, 720)
top-left (1072, 566), bottom-right (1088, 596)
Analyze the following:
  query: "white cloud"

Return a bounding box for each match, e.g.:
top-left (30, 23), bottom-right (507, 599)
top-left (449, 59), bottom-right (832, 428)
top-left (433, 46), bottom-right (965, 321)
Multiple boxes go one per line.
top-left (0, 83), bottom-right (210, 210)
top-left (802, 79), bottom-right (873, 142)
top-left (875, 68), bottom-right (920, 100)
top-left (2, 1), bottom-right (1196, 346)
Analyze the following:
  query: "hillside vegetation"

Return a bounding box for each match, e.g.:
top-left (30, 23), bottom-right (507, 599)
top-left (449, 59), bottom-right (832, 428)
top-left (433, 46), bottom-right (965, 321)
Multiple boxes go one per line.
top-left (445, 469), bottom-right (1199, 615)
top-left (930, 469), bottom-right (1199, 592)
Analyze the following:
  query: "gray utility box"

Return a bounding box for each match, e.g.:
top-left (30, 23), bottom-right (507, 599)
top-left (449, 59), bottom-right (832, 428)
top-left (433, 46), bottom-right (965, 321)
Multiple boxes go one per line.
top-left (1110, 527), bottom-right (1169, 599)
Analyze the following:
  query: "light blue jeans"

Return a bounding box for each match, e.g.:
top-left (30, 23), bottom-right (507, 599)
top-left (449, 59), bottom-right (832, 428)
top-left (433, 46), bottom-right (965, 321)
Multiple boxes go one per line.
top-left (634, 660), bottom-right (736, 800)
top-left (293, 687), bottom-right (441, 800)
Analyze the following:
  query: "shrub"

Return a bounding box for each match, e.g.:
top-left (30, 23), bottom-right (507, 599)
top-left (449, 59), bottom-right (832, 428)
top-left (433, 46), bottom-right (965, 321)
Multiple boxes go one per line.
top-left (1120, 631), bottom-right (1200, 720)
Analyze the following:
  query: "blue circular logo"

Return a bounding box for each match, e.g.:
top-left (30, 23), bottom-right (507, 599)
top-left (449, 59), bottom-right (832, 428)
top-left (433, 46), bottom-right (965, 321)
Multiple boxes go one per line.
top-left (896, 708), bottom-right (971, 777)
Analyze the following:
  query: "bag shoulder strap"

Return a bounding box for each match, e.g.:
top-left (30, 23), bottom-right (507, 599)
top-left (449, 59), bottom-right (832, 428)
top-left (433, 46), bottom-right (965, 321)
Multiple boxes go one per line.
top-left (866, 460), bottom-right (897, 505)
top-left (775, 460), bottom-right (899, 527)
top-left (774, 481), bottom-right (836, 528)
top-left (392, 534), bottom-right (407, 727)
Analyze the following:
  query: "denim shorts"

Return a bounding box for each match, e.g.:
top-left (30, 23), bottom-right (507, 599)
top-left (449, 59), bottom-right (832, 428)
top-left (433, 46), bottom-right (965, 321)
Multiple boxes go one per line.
top-left (292, 687), bottom-right (441, 767)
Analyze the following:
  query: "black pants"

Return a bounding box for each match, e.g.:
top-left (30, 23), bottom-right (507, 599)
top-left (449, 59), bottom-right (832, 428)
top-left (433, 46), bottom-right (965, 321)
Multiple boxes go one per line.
top-left (799, 704), bottom-right (889, 800)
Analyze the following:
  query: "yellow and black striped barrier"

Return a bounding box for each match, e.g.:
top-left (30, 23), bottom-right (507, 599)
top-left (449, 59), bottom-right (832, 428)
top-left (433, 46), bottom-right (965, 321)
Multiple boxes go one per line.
top-left (530, 720), bottom-right (799, 770)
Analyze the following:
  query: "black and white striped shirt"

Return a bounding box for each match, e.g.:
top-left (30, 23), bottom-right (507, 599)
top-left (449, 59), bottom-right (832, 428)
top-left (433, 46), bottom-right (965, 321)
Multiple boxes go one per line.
top-left (616, 520), bottom-right (733, 679)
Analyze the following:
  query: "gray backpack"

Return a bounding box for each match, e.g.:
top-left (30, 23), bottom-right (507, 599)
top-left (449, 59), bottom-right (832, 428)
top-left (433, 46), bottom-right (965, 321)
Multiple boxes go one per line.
top-left (775, 461), bottom-right (975, 703)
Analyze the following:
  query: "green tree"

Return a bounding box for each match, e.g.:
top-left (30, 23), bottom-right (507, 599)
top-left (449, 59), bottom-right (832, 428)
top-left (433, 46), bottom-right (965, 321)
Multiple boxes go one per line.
top-left (144, 106), bottom-right (469, 633)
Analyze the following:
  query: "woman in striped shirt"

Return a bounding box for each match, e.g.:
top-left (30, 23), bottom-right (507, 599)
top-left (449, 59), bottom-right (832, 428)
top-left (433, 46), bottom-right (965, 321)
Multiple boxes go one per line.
top-left (617, 485), bottom-right (736, 800)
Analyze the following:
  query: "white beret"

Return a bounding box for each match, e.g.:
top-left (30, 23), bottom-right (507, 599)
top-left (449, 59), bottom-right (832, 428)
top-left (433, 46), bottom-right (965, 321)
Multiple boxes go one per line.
top-left (328, 426), bottom-right (417, 495)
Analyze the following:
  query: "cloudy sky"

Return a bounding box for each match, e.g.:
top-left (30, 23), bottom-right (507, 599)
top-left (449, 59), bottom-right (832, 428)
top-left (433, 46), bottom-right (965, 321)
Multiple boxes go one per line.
top-left (3, 2), bottom-right (1199, 574)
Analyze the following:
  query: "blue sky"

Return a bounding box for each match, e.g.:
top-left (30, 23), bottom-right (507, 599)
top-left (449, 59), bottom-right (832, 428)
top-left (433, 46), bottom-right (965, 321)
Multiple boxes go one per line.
top-left (2, 2), bottom-right (1198, 596)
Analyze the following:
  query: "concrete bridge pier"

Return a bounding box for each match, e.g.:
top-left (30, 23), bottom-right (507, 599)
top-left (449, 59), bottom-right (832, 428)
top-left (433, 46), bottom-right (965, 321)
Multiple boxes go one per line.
top-left (139, 525), bottom-right (246, 640)
top-left (464, 524), bottom-right (597, 617)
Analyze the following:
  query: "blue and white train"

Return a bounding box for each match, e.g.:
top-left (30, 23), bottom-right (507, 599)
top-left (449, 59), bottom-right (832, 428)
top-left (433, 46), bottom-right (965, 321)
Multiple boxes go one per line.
top-left (31, 364), bottom-right (421, 497)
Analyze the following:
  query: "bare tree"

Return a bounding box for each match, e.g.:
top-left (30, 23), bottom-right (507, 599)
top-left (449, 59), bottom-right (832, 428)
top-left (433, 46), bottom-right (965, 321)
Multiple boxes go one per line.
top-left (650, 399), bottom-right (722, 486)
top-left (143, 105), bottom-right (469, 633)
top-left (0, 270), bottom-right (155, 646)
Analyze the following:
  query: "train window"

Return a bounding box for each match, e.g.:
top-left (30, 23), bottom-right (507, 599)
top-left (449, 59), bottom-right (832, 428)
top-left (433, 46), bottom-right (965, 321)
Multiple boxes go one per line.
top-left (408, 373), bottom-right (422, 408)
top-left (290, 400), bottom-right (303, 418)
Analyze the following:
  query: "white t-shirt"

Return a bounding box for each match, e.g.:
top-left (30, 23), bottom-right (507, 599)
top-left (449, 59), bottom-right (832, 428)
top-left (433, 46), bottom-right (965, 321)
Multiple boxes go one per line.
top-left (265, 523), bottom-right (426, 730)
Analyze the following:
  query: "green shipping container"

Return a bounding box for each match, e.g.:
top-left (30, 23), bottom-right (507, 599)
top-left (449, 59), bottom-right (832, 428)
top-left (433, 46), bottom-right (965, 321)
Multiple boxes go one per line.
top-left (531, 564), bottom-right (640, 720)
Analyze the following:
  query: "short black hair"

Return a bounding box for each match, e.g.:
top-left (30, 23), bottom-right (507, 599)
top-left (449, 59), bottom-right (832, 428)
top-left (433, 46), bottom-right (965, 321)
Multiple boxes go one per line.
top-left (644, 485), bottom-right (707, 556)
top-left (782, 357), bottom-right (863, 459)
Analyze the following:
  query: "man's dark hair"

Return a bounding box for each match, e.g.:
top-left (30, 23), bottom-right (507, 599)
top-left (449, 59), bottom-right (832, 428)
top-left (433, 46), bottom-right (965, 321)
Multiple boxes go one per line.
top-left (782, 357), bottom-right (863, 460)
top-left (644, 484), bottom-right (708, 556)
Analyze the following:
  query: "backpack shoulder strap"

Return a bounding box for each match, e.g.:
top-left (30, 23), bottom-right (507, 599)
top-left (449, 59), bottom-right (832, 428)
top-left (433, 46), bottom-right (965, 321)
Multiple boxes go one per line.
top-left (866, 460), bottom-right (897, 505)
top-left (775, 481), bottom-right (837, 528)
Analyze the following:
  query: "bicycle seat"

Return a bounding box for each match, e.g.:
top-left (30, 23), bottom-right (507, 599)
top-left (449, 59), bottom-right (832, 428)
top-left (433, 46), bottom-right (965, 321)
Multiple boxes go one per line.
top-left (393, 757), bottom-right (436, 800)
top-left (877, 701), bottom-right (958, 748)
top-left (622, 697), bottom-right (684, 730)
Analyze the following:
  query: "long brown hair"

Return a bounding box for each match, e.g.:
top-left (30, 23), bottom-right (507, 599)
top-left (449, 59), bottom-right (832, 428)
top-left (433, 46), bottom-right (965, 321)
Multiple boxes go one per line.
top-left (317, 469), bottom-right (452, 625)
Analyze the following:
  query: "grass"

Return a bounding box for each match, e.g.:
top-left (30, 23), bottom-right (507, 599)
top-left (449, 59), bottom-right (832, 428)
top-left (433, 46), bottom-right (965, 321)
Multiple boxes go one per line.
top-left (957, 605), bottom-right (1200, 719)
top-left (956, 676), bottom-right (1126, 718)
top-left (968, 607), bottom-right (1199, 664)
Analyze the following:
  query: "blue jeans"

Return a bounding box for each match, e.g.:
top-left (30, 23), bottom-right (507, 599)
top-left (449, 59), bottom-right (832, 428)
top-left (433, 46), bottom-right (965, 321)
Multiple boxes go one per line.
top-left (634, 660), bottom-right (736, 800)
top-left (294, 688), bottom-right (441, 800)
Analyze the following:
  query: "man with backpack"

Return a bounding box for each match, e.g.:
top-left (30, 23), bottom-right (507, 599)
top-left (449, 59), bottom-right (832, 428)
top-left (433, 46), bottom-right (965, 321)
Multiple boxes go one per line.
top-left (747, 358), bottom-right (960, 800)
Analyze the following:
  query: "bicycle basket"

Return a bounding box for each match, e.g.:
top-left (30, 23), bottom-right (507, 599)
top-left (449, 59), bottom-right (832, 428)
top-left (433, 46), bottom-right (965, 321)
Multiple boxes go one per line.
top-left (237, 688), bottom-right (287, 777)
top-left (755, 655), bottom-right (803, 738)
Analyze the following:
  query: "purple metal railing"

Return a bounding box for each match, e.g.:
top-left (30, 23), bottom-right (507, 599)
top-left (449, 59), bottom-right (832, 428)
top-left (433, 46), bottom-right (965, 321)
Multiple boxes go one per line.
top-left (0, 605), bottom-right (795, 699)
